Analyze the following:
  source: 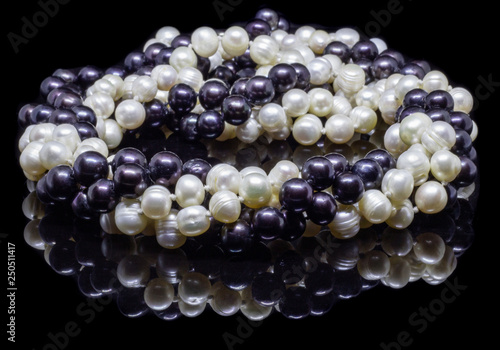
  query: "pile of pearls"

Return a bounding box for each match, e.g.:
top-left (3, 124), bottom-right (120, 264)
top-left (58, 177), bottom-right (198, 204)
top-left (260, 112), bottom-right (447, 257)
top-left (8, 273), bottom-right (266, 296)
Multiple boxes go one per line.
top-left (17, 8), bottom-right (479, 251)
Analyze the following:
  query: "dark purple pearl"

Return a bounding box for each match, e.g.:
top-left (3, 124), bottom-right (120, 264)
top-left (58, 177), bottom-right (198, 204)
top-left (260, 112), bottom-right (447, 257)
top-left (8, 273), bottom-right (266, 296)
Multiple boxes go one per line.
top-left (450, 111), bottom-right (474, 134)
top-left (72, 105), bottom-right (97, 126)
top-left (52, 68), bottom-right (78, 83)
top-left (412, 60), bottom-right (431, 74)
top-left (87, 178), bottom-right (119, 213)
top-left (364, 149), bottom-right (396, 173)
top-left (220, 219), bottom-right (253, 253)
top-left (154, 47), bottom-right (174, 65)
top-left (105, 65), bottom-right (127, 78)
top-left (279, 286), bottom-right (312, 319)
top-left (252, 206), bottom-right (286, 241)
top-left (198, 80), bottom-right (229, 110)
top-left (74, 120), bottom-right (98, 140)
top-left (323, 41), bottom-right (351, 63)
top-left (123, 51), bottom-right (146, 73)
top-left (209, 65), bottom-right (236, 86)
top-left (255, 8), bottom-right (279, 30)
top-left (452, 156), bottom-right (477, 188)
top-left (333, 172), bottom-right (365, 205)
top-left (451, 129), bottom-right (473, 156)
top-left (143, 99), bottom-right (167, 129)
top-left (379, 49), bottom-right (405, 67)
top-left (179, 113), bottom-right (200, 141)
top-left (291, 63), bottom-right (311, 90)
top-left (45, 165), bottom-right (78, 202)
top-left (35, 175), bottom-right (56, 205)
top-left (324, 152), bottom-right (349, 176)
top-left (426, 108), bottom-right (451, 123)
top-left (351, 40), bottom-right (379, 61)
top-left (230, 77), bottom-right (249, 95)
top-left (306, 192), bottom-right (337, 226)
top-left (282, 210), bottom-right (306, 241)
top-left (277, 15), bottom-right (290, 31)
top-left (168, 83), bottom-right (197, 115)
top-left (113, 163), bottom-right (150, 198)
top-left (148, 151), bottom-right (183, 187)
top-left (245, 19), bottom-right (272, 39)
top-left (251, 271), bottom-right (286, 306)
top-left (221, 94), bottom-right (252, 125)
top-left (425, 90), bottom-right (454, 111)
top-left (403, 88), bottom-right (428, 108)
top-left (400, 62), bottom-right (426, 79)
top-left (268, 63), bottom-right (298, 92)
top-left (17, 103), bottom-right (37, 127)
top-left (53, 90), bottom-right (82, 109)
top-left (73, 150), bottom-right (109, 187)
top-left (72, 191), bottom-right (98, 220)
top-left (170, 34), bottom-right (191, 48)
top-left (111, 147), bottom-right (148, 171)
top-left (40, 76), bottom-right (65, 99)
top-left (396, 105), bottom-right (426, 122)
top-left (29, 104), bottom-right (54, 124)
top-left (279, 178), bottom-right (313, 212)
top-left (48, 108), bottom-right (78, 125)
top-left (301, 156), bottom-right (335, 191)
top-left (244, 76), bottom-right (275, 105)
top-left (304, 262), bottom-right (335, 296)
top-left (355, 58), bottom-right (374, 84)
top-left (77, 65), bottom-right (103, 88)
top-left (197, 110), bottom-right (225, 139)
top-left (181, 158), bottom-right (212, 183)
top-left (371, 55), bottom-right (400, 79)
top-left (144, 42), bottom-right (167, 64)
top-left (234, 49), bottom-right (257, 69)
top-left (350, 158), bottom-right (384, 190)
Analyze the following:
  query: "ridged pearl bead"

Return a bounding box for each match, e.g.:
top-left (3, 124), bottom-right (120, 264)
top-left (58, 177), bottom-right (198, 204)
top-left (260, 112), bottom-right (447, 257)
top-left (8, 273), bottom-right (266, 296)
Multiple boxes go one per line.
top-left (209, 190), bottom-right (241, 223)
top-left (430, 150), bottom-right (462, 183)
top-left (239, 172), bottom-right (272, 209)
top-left (114, 199), bottom-right (148, 235)
top-left (381, 168), bottom-right (414, 202)
top-left (358, 189), bottom-right (392, 224)
top-left (399, 112), bottom-right (433, 146)
top-left (176, 205), bottom-right (211, 236)
top-left (205, 163), bottom-right (241, 195)
top-left (396, 149), bottom-right (430, 186)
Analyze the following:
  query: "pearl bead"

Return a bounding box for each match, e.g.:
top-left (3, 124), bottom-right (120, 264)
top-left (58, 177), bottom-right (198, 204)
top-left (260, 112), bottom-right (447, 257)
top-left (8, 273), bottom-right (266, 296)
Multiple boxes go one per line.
top-left (357, 250), bottom-right (390, 280)
top-left (399, 112), bottom-right (433, 146)
top-left (114, 199), bottom-right (148, 235)
top-left (384, 123), bottom-right (409, 157)
top-left (151, 65), bottom-right (178, 91)
top-left (250, 35), bottom-right (279, 65)
top-left (222, 26), bottom-right (249, 57)
top-left (257, 103), bottom-right (287, 132)
top-left (449, 87), bottom-right (474, 113)
top-left (308, 29), bottom-right (331, 54)
top-left (335, 28), bottom-right (360, 47)
top-left (114, 99), bottom-right (146, 130)
top-left (413, 232), bottom-right (446, 264)
top-left (174, 174), bottom-right (206, 208)
top-left (335, 63), bottom-right (366, 96)
top-left (176, 205), bottom-right (211, 236)
top-left (239, 172), bottom-right (272, 208)
top-left (414, 180), bottom-right (448, 214)
top-left (282, 88), bottom-right (310, 117)
top-left (155, 26), bottom-right (180, 45)
top-left (169, 46), bottom-right (198, 71)
top-left (268, 160), bottom-right (300, 192)
top-left (327, 204), bottom-right (361, 239)
top-left (144, 278), bottom-right (175, 311)
top-left (394, 75), bottom-right (422, 101)
top-left (178, 272), bottom-right (211, 306)
top-left (430, 149), bottom-right (462, 183)
top-left (52, 124), bottom-right (81, 152)
top-left (140, 185), bottom-right (172, 220)
top-left (191, 26), bottom-right (219, 57)
top-left (378, 88), bottom-right (399, 124)
top-left (177, 67), bottom-right (204, 91)
top-left (396, 149), bottom-right (430, 186)
top-left (83, 91), bottom-right (115, 118)
top-left (155, 209), bottom-right (187, 249)
top-left (355, 86), bottom-right (381, 110)
top-left (385, 199), bottom-right (414, 229)
top-left (381, 256), bottom-right (411, 289)
top-left (349, 106), bottom-right (378, 134)
top-left (39, 140), bottom-right (72, 169)
top-left (89, 78), bottom-right (117, 99)
top-left (331, 95), bottom-right (353, 116)
top-left (102, 74), bottom-right (125, 100)
top-left (425, 246), bottom-right (456, 281)
top-left (370, 38), bottom-right (388, 54)
top-left (358, 189), bottom-right (392, 224)
top-left (79, 137), bottom-right (109, 158)
top-left (322, 54), bottom-right (343, 81)
top-left (294, 44), bottom-right (315, 64)
top-left (103, 119), bottom-right (123, 149)
top-left (420, 120), bottom-right (456, 154)
top-left (209, 190), bottom-right (241, 223)
top-left (295, 25), bottom-right (316, 43)
top-left (205, 163), bottom-right (241, 195)
top-left (236, 118), bottom-right (263, 143)
top-left (422, 70), bottom-right (449, 92)
top-left (20, 141), bottom-right (46, 177)
top-left (381, 168), bottom-right (414, 202)
top-left (279, 49), bottom-right (306, 65)
top-left (307, 57), bottom-right (332, 85)
top-left (292, 114), bottom-right (323, 146)
top-left (324, 114), bottom-right (355, 144)
top-left (131, 75), bottom-right (158, 102)
top-left (308, 87), bottom-right (333, 117)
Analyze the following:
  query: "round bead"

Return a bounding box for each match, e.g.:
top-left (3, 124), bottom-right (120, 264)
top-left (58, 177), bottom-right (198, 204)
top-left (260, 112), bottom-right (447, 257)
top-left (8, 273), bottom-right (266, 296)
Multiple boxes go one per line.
top-left (169, 46), bottom-right (198, 71)
top-left (413, 232), bottom-right (446, 264)
top-left (358, 189), bottom-right (392, 224)
top-left (414, 181), bottom-right (448, 214)
top-left (209, 190), bottom-right (242, 224)
top-left (205, 163), bottom-right (241, 195)
top-left (222, 26), bottom-right (250, 56)
top-left (381, 256), bottom-right (411, 289)
top-left (155, 209), bottom-right (186, 249)
top-left (141, 185), bottom-right (172, 220)
top-left (301, 156), bottom-right (335, 191)
top-left (83, 92), bottom-right (115, 118)
top-left (307, 57), bottom-right (332, 85)
top-left (44, 164), bottom-right (78, 201)
top-left (282, 89), bottom-right (310, 117)
top-left (430, 150), bottom-right (462, 183)
top-left (308, 88), bottom-right (333, 117)
top-left (149, 151), bottom-right (183, 187)
top-left (176, 205), bottom-right (211, 236)
top-left (39, 140), bottom-right (72, 170)
top-left (327, 204), bottom-right (361, 239)
top-left (399, 112), bottom-right (433, 146)
top-left (222, 95), bottom-right (252, 126)
top-left (384, 123), bottom-right (409, 157)
top-left (178, 272), bottom-right (211, 305)
top-left (357, 250), bottom-right (390, 280)
top-left (385, 199), bottom-right (414, 229)
top-left (174, 174), bottom-right (206, 208)
top-left (351, 158), bottom-right (384, 190)
top-left (257, 103), bottom-right (287, 133)
top-left (422, 70), bottom-right (448, 92)
top-left (332, 172), bottom-right (365, 205)
top-left (131, 75), bottom-right (158, 102)
top-left (168, 83), bottom-right (197, 115)
top-left (191, 26), bottom-right (219, 57)
top-left (250, 35), bottom-right (279, 65)
top-left (252, 206), bottom-right (286, 241)
top-left (114, 99), bottom-right (146, 130)
top-left (420, 121), bottom-right (456, 154)
top-left (244, 76), bottom-right (275, 106)
top-left (151, 65), bottom-right (178, 91)
top-left (449, 87), bottom-right (474, 113)
top-left (268, 63), bottom-right (298, 92)
top-left (335, 63), bottom-right (366, 96)
top-left (381, 169), bottom-right (414, 202)
top-left (396, 149), bottom-right (430, 186)
top-left (113, 163), bottom-right (150, 198)
top-left (292, 114), bottom-right (323, 146)
top-left (349, 106), bottom-right (378, 134)
top-left (73, 150), bottom-right (109, 187)
top-left (268, 160), bottom-right (300, 191)
top-left (114, 199), bottom-right (148, 235)
top-left (279, 178), bottom-right (313, 212)
top-left (305, 191), bottom-right (337, 226)
top-left (239, 172), bottom-right (272, 209)
top-left (324, 114), bottom-right (355, 144)
top-left (144, 278), bottom-right (175, 311)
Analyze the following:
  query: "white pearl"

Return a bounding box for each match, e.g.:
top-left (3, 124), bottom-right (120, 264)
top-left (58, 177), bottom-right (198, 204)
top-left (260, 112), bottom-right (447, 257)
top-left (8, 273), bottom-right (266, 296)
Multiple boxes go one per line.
top-left (293, 44), bottom-right (315, 64)
top-left (19, 141), bottom-right (46, 177)
top-left (385, 199), bottom-right (414, 229)
top-left (29, 123), bottom-right (55, 143)
top-left (335, 28), bottom-right (360, 47)
top-left (295, 25), bottom-right (316, 43)
top-left (396, 149), bottom-right (430, 186)
top-left (175, 174), bottom-right (206, 208)
top-left (331, 95), bottom-right (353, 116)
top-left (385, 74), bottom-right (403, 90)
top-left (378, 88), bottom-right (399, 124)
top-left (83, 91), bottom-right (115, 118)
top-left (205, 163), bottom-right (241, 195)
top-left (249, 35), bottom-right (279, 65)
top-left (117, 255), bottom-right (150, 288)
top-left (399, 112), bottom-right (433, 145)
top-left (282, 88), bottom-right (310, 117)
top-left (155, 26), bottom-right (180, 45)
top-left (114, 99), bottom-right (146, 130)
top-left (357, 250), bottom-right (390, 280)
top-left (324, 114), bottom-right (355, 144)
top-left (292, 114), bottom-right (323, 146)
top-left (358, 189), bottom-right (392, 224)
top-left (178, 272), bottom-right (211, 306)
top-left (335, 63), bottom-right (366, 96)
top-left (209, 190), bottom-right (241, 223)
top-left (18, 125), bottom-right (35, 152)
top-left (420, 121), bottom-right (456, 154)
top-left (257, 103), bottom-right (287, 132)
top-left (239, 172), bottom-right (272, 209)
top-left (99, 211), bottom-right (120, 234)
top-left (169, 46), bottom-right (198, 71)
top-left (422, 70), bottom-right (449, 92)
top-left (103, 119), bottom-right (123, 149)
top-left (78, 137), bottom-right (109, 158)
top-left (394, 75), bottom-right (422, 101)
top-left (102, 74), bottom-right (125, 100)
top-left (268, 160), bottom-right (299, 191)
top-left (414, 181), bottom-right (448, 214)
top-left (308, 29), bottom-right (331, 53)
top-left (176, 205), bottom-right (211, 236)
top-left (355, 86), bottom-right (381, 110)
top-left (279, 49), bottom-right (306, 65)
top-left (381, 169), bottom-right (414, 202)
top-left (52, 124), bottom-right (81, 152)
top-left (280, 34), bottom-right (300, 50)
top-left (307, 57), bottom-right (332, 85)
top-left (155, 209), bottom-right (187, 249)
top-left (449, 87), bottom-right (474, 113)
top-left (266, 124), bottom-right (291, 140)
top-left (176, 67), bottom-right (204, 91)
top-left (239, 166), bottom-right (267, 178)
top-left (121, 74), bottom-right (138, 100)
top-left (221, 26), bottom-right (249, 57)
top-left (430, 150), bottom-right (461, 183)
top-left (131, 75), bottom-right (158, 102)
top-left (327, 204), bottom-right (361, 239)
top-left (144, 278), bottom-right (175, 311)
top-left (90, 78), bottom-right (117, 99)
top-left (191, 26), bottom-right (219, 57)
top-left (370, 38), bottom-right (388, 53)
top-left (381, 256), bottom-right (411, 289)
top-left (322, 54), bottom-right (343, 81)
top-left (383, 123), bottom-right (409, 157)
top-left (141, 185), bottom-right (172, 220)
top-left (308, 87), bottom-right (333, 117)
top-left (349, 106), bottom-right (377, 134)
top-left (39, 140), bottom-right (72, 169)
top-left (216, 122), bottom-right (237, 141)
top-left (151, 65), bottom-right (178, 91)
top-left (236, 118), bottom-right (263, 143)
top-left (114, 199), bottom-right (148, 235)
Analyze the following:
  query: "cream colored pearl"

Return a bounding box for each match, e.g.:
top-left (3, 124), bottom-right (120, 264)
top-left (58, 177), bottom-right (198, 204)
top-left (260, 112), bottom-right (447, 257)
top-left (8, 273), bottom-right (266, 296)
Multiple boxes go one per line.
top-left (384, 123), bottom-right (409, 157)
top-left (83, 91), bottom-right (115, 118)
top-left (141, 185), bottom-right (172, 220)
top-left (18, 125), bottom-right (35, 152)
top-left (103, 119), bottom-right (123, 149)
top-left (222, 26), bottom-right (249, 57)
top-left (114, 199), bottom-right (148, 235)
top-left (155, 209), bottom-right (187, 249)
top-left (307, 57), bottom-right (332, 85)
top-left (396, 149), bottom-right (430, 186)
top-left (121, 74), bottom-right (138, 100)
top-left (449, 87), bottom-right (474, 113)
top-left (155, 26), bottom-right (180, 45)
top-left (327, 204), bottom-right (361, 239)
top-left (176, 205), bottom-right (211, 236)
top-left (370, 38), bottom-right (388, 54)
top-left (294, 44), bottom-right (315, 64)
top-left (349, 106), bottom-right (377, 134)
top-left (206, 163), bottom-right (241, 194)
top-left (39, 140), bottom-right (72, 169)
top-left (358, 189), bottom-right (392, 224)
top-left (355, 86), bottom-right (381, 110)
top-left (52, 124), bottom-right (81, 152)
top-left (308, 87), bottom-right (333, 117)
top-left (151, 65), bottom-right (178, 91)
top-left (191, 26), bottom-right (219, 57)
top-left (394, 75), bottom-right (422, 101)
top-left (292, 114), bottom-right (323, 146)
top-left (295, 25), bottom-right (316, 43)
top-left (216, 122), bottom-right (237, 141)
top-left (335, 27), bottom-right (360, 47)
top-left (144, 278), bottom-right (175, 311)
top-left (385, 74), bottom-right (403, 90)
top-left (414, 180), bottom-right (448, 214)
top-left (236, 118), bottom-right (262, 144)
top-left (331, 95), bottom-right (353, 116)
top-left (324, 114), bottom-right (355, 144)
top-left (381, 256), bottom-right (411, 289)
top-left (413, 232), bottom-right (446, 264)
top-left (250, 35), bottom-right (279, 65)
top-left (282, 88), bottom-right (310, 117)
top-left (114, 99), bottom-right (146, 130)
top-left (102, 74), bottom-right (124, 100)
top-left (279, 49), bottom-right (306, 65)
top-left (20, 141), bottom-right (46, 177)
top-left (430, 150), bottom-right (461, 183)
top-left (99, 211), bottom-right (121, 234)
top-left (308, 29), bottom-right (331, 54)
top-left (381, 169), bottom-right (414, 202)
top-left (335, 63), bottom-right (366, 96)
top-left (178, 271), bottom-right (211, 306)
top-left (89, 78), bottom-right (117, 99)
top-left (239, 172), bottom-right (272, 209)
top-left (175, 174), bottom-right (205, 208)
top-left (131, 75), bottom-right (158, 102)
top-left (378, 88), bottom-right (399, 124)
top-left (422, 70), bottom-right (449, 92)
top-left (169, 46), bottom-right (198, 71)
top-left (420, 121), bottom-right (456, 154)
top-left (357, 250), bottom-right (390, 280)
top-left (385, 199), bottom-right (414, 229)
top-left (268, 160), bottom-right (299, 191)
top-left (78, 137), bottom-right (109, 158)
top-left (258, 103), bottom-right (287, 132)
top-left (209, 190), bottom-right (241, 223)
top-left (177, 67), bottom-right (204, 91)
top-left (399, 112), bottom-right (433, 145)
top-left (322, 54), bottom-right (343, 81)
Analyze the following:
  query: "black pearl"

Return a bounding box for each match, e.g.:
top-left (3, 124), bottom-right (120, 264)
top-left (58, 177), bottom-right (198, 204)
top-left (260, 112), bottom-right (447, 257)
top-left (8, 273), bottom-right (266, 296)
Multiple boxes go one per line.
top-left (426, 108), bottom-right (451, 123)
top-left (148, 151), bottom-right (183, 187)
top-left (364, 149), bottom-right (396, 174)
top-left (113, 163), bottom-right (150, 198)
top-left (221, 94), bottom-right (252, 125)
top-left (209, 65), bottom-right (236, 86)
top-left (105, 65), bottom-right (127, 78)
top-left (351, 158), bottom-right (384, 190)
top-left (324, 152), bottom-right (349, 176)
top-left (351, 40), bottom-right (379, 61)
top-left (451, 129), bottom-right (473, 156)
top-left (52, 68), bottom-right (78, 83)
top-left (255, 7), bottom-right (279, 30)
top-left (277, 15), bottom-right (290, 31)
top-left (291, 63), bottom-right (311, 90)
top-left (412, 60), bottom-right (431, 74)
top-left (452, 156), bottom-right (477, 188)
top-left (29, 104), bottom-right (54, 124)
top-left (403, 88), bottom-right (428, 108)
top-left (17, 103), bottom-right (37, 127)
top-left (371, 55), bottom-right (400, 79)
top-left (45, 165), bottom-right (78, 202)
top-left (143, 99), bottom-right (167, 129)
top-left (87, 178), bottom-right (119, 213)
top-left (245, 19), bottom-right (272, 39)
top-left (279, 178), bottom-right (313, 212)
top-left (178, 113), bottom-right (200, 141)
top-left (144, 42), bottom-right (167, 64)
top-left (400, 62), bottom-right (426, 79)
top-left (244, 76), bottom-right (275, 106)
top-left (323, 41), bottom-right (351, 63)
top-left (355, 58), bottom-right (374, 84)
top-left (198, 79), bottom-right (229, 110)
top-left (48, 108), bottom-right (78, 125)
top-left (111, 147), bottom-right (148, 172)
top-left (196, 110), bottom-right (225, 139)
top-left (333, 172), bottom-right (365, 205)
top-left (171, 34), bottom-right (191, 48)
top-left (450, 111), bottom-right (474, 134)
top-left (181, 158), bottom-right (212, 183)
top-left (279, 286), bottom-right (312, 319)
top-left (281, 210), bottom-right (306, 241)
top-left (123, 51), bottom-right (146, 73)
top-left (77, 65), bottom-right (103, 88)
top-left (73, 150), bottom-right (109, 187)
top-left (379, 49), bottom-right (405, 67)
top-left (396, 105), bottom-right (426, 122)
top-left (53, 90), bottom-right (82, 109)
top-left (425, 90), bottom-right (454, 111)
top-left (40, 76), bottom-right (65, 99)
top-left (268, 63), bottom-right (298, 92)
top-left (251, 271), bottom-right (286, 306)
top-left (252, 206), bottom-right (286, 241)
top-left (306, 192), bottom-right (337, 226)
top-left (71, 191), bottom-right (97, 220)
top-left (301, 156), bottom-right (335, 191)
top-left (220, 219), bottom-right (253, 253)
top-left (154, 47), bottom-right (174, 65)
top-left (74, 121), bottom-right (98, 141)
top-left (72, 105), bottom-right (97, 125)
top-left (168, 83), bottom-right (197, 115)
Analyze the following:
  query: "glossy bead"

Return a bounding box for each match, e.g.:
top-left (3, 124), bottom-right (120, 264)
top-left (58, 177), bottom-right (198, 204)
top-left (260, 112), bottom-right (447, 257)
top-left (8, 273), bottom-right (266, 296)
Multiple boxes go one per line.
top-left (196, 110), bottom-right (225, 139)
top-left (220, 219), bottom-right (253, 253)
top-left (222, 26), bottom-right (250, 56)
top-left (268, 160), bottom-right (300, 192)
top-left (420, 121), bottom-right (456, 154)
top-left (279, 178), bottom-right (313, 212)
top-left (396, 149), bottom-right (430, 186)
top-left (198, 79), bottom-right (229, 110)
top-left (349, 106), bottom-right (377, 134)
top-left (209, 190), bottom-right (241, 223)
top-left (221, 94), bottom-right (252, 126)
top-left (381, 256), bottom-right (411, 289)
top-left (279, 286), bottom-right (311, 319)
top-left (371, 55), bottom-right (400, 79)
top-left (306, 191), bottom-right (337, 225)
top-left (251, 271), bottom-right (285, 306)
top-left (73, 150), bottom-right (109, 187)
top-left (333, 172), bottom-right (365, 205)
top-left (422, 70), bottom-right (448, 92)
top-left (324, 114), bottom-right (355, 144)
top-left (114, 199), bottom-right (148, 235)
top-left (351, 158), bottom-right (383, 190)
top-left (149, 151), bottom-right (183, 187)
top-left (87, 178), bottom-right (119, 213)
top-left (239, 172), bottom-right (272, 209)
top-left (178, 271), bottom-right (211, 305)
top-left (335, 64), bottom-right (366, 96)
top-left (292, 114), bottom-right (323, 146)
top-left (252, 206), bottom-right (286, 241)
top-left (327, 204), bottom-right (361, 239)
top-left (399, 112), bottom-right (433, 146)
top-left (301, 156), bottom-right (335, 191)
top-left (205, 163), bottom-right (240, 195)
top-left (413, 232), bottom-right (446, 264)
top-left (249, 35), bottom-right (279, 65)
top-left (358, 189), bottom-right (392, 224)
top-left (268, 63), bottom-right (297, 92)
top-left (190, 26), bottom-right (219, 57)
top-left (257, 103), bottom-right (287, 133)
top-left (144, 278), bottom-right (175, 311)
top-left (282, 88), bottom-right (310, 117)
top-left (168, 83), bottom-right (197, 115)
top-left (324, 41), bottom-right (351, 63)
top-left (449, 87), bottom-right (474, 113)
top-left (155, 209), bottom-right (187, 249)
top-left (430, 150), bottom-right (461, 183)
top-left (211, 281), bottom-right (242, 316)
top-left (174, 174), bottom-right (205, 208)
top-left (307, 57), bottom-right (332, 85)
top-left (44, 165), bottom-right (78, 201)
top-left (425, 90), bottom-right (454, 111)
top-left (403, 88), bottom-right (428, 108)
top-left (357, 250), bottom-right (390, 280)
top-left (385, 199), bottom-right (414, 229)
top-left (141, 185), bottom-right (172, 220)
top-left (324, 152), bottom-right (349, 176)
top-left (244, 76), bottom-right (275, 106)
top-left (111, 147), bottom-right (147, 171)
top-left (52, 124), bottom-right (81, 152)
top-left (39, 140), bottom-right (72, 170)
top-left (381, 169), bottom-right (414, 202)
top-left (308, 88), bottom-right (333, 117)
top-left (452, 156), bottom-right (477, 187)
top-left (176, 205), bottom-right (211, 236)
top-left (415, 181), bottom-right (448, 214)
top-left (181, 158), bottom-right (212, 183)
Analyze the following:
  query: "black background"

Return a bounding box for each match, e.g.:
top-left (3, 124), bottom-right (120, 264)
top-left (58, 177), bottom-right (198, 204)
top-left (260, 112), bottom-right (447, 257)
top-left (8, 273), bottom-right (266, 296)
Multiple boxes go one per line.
top-left (3, 0), bottom-right (497, 349)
